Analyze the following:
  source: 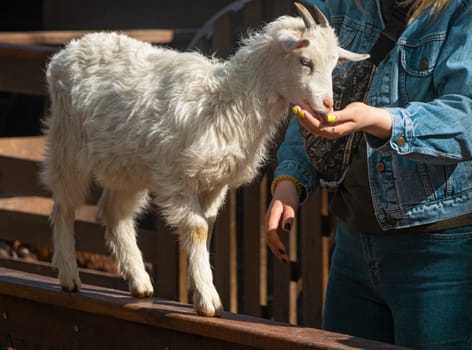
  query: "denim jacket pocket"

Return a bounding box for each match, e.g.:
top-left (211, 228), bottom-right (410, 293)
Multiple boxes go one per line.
top-left (398, 35), bottom-right (445, 103)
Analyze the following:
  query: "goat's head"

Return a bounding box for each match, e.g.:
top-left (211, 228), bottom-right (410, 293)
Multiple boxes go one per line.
top-left (269, 2), bottom-right (369, 116)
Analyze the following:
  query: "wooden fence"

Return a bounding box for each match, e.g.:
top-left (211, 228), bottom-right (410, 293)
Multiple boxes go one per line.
top-left (0, 0), bottom-right (336, 328)
top-left (0, 2), bottom-right (413, 349)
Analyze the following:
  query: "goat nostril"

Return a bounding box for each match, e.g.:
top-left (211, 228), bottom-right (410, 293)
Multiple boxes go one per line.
top-left (323, 99), bottom-right (333, 110)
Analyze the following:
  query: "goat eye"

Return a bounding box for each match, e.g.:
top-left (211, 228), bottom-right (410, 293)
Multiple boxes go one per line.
top-left (299, 57), bottom-right (313, 70)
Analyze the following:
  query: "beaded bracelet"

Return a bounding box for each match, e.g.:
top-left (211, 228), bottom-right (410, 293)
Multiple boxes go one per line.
top-left (270, 175), bottom-right (303, 198)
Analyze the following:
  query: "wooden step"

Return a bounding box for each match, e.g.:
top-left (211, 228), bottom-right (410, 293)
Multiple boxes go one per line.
top-left (0, 29), bottom-right (175, 46)
top-left (0, 136), bottom-right (47, 196)
top-left (0, 195), bottom-right (156, 260)
top-left (0, 267), bottom-right (408, 350)
top-left (0, 136), bottom-right (45, 161)
top-left (0, 29), bottom-right (175, 95)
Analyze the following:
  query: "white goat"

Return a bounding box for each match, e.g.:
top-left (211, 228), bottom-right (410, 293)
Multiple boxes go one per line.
top-left (41, 3), bottom-right (368, 316)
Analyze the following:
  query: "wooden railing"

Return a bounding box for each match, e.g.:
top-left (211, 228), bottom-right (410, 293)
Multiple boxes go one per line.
top-left (0, 267), bottom-right (409, 350)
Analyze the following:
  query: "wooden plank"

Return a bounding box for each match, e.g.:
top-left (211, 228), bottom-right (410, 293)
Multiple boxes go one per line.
top-left (242, 176), bottom-right (267, 317)
top-left (0, 29), bottom-right (175, 46)
top-left (0, 267), bottom-right (409, 350)
top-left (41, 0), bottom-right (227, 32)
top-left (299, 190), bottom-right (324, 328)
top-left (0, 257), bottom-right (128, 291)
top-left (0, 54), bottom-right (50, 95)
top-left (0, 157), bottom-right (46, 196)
top-left (0, 196), bottom-right (157, 261)
top-left (243, 0), bottom-right (264, 29)
top-left (212, 11), bottom-right (234, 58)
top-left (0, 294), bottom-right (259, 350)
top-left (0, 30), bottom-right (174, 96)
top-left (152, 215), bottom-right (180, 301)
top-left (272, 219), bottom-right (297, 324)
top-left (0, 136), bottom-right (44, 161)
top-left (0, 196), bottom-right (96, 222)
top-left (320, 189), bottom-right (334, 308)
top-left (0, 42), bottom-right (56, 59)
top-left (0, 137), bottom-right (46, 195)
top-left (271, 0), bottom-right (293, 17)
top-left (213, 190), bottom-right (238, 313)
top-left (178, 241), bottom-right (189, 303)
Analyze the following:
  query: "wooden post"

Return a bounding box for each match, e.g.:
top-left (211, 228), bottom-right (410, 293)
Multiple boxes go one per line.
top-left (242, 175), bottom-right (268, 317)
top-left (299, 190), bottom-right (324, 328)
top-left (272, 217), bottom-right (298, 324)
top-left (214, 190), bottom-right (238, 312)
top-left (152, 216), bottom-right (180, 302)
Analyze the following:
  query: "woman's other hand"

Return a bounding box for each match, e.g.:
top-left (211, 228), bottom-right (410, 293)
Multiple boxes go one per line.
top-left (265, 180), bottom-right (300, 263)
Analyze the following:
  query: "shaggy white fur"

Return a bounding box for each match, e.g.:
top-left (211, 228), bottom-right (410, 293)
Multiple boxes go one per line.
top-left (41, 3), bottom-right (368, 316)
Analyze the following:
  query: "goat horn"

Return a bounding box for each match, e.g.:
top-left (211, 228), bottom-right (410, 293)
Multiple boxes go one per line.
top-left (294, 2), bottom-right (329, 28)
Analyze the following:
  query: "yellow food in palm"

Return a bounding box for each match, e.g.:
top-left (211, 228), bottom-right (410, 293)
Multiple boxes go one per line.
top-left (326, 112), bottom-right (336, 123)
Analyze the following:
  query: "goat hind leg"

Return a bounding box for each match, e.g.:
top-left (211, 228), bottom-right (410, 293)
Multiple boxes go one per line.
top-left (48, 172), bottom-right (90, 293)
top-left (98, 188), bottom-right (153, 297)
top-left (50, 202), bottom-right (82, 292)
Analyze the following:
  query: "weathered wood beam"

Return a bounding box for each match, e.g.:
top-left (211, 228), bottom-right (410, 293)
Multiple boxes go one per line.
top-left (0, 29), bottom-right (174, 46)
top-left (0, 29), bottom-right (175, 96)
top-left (0, 267), bottom-right (409, 350)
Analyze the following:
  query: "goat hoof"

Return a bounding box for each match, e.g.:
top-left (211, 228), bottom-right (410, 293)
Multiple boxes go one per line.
top-left (130, 288), bottom-right (154, 298)
top-left (58, 270), bottom-right (81, 293)
top-left (61, 284), bottom-right (79, 293)
top-left (193, 289), bottom-right (224, 317)
top-left (129, 275), bottom-right (154, 297)
top-left (60, 278), bottom-right (81, 293)
top-left (54, 253), bottom-right (81, 293)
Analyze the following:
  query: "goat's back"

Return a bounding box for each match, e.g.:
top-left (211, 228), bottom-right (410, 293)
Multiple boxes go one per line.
top-left (44, 33), bottom-right (232, 192)
top-left (46, 32), bottom-right (218, 117)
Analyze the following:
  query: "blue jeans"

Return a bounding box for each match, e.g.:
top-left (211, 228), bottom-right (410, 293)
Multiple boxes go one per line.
top-left (323, 221), bottom-right (472, 349)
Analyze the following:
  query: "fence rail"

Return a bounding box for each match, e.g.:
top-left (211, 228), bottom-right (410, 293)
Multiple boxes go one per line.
top-left (0, 267), bottom-right (410, 350)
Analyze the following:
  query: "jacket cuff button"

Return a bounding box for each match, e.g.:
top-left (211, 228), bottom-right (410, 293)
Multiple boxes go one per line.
top-left (396, 135), bottom-right (406, 147)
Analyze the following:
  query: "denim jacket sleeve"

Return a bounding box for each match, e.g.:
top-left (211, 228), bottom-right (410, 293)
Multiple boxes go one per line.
top-left (274, 116), bottom-right (318, 199)
top-left (365, 1), bottom-right (472, 164)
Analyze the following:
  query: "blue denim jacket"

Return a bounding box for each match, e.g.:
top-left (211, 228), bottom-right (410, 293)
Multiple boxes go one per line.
top-left (275, 0), bottom-right (472, 230)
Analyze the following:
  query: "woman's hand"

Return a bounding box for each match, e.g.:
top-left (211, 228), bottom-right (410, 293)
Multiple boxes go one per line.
top-left (265, 180), bottom-right (300, 263)
top-left (293, 102), bottom-right (393, 140)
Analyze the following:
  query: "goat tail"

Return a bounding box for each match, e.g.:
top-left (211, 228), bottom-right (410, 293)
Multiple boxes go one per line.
top-left (40, 71), bottom-right (90, 209)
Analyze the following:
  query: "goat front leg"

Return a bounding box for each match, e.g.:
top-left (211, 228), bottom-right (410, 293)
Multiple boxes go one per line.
top-left (161, 194), bottom-right (223, 316)
top-left (184, 223), bottom-right (223, 316)
top-left (202, 185), bottom-right (228, 252)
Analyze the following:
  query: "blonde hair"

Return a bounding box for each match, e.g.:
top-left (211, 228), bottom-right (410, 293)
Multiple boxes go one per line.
top-left (399, 0), bottom-right (451, 23)
top-left (355, 0), bottom-right (451, 23)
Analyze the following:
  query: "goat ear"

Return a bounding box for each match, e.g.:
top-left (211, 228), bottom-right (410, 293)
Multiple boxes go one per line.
top-left (281, 38), bottom-right (310, 52)
top-left (338, 47), bottom-right (370, 62)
